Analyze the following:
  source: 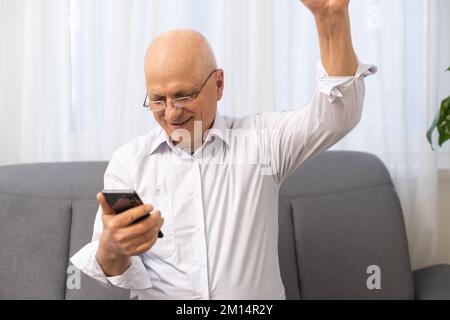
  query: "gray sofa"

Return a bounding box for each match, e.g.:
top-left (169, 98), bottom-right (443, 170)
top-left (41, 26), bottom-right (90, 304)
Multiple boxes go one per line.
top-left (0, 151), bottom-right (449, 300)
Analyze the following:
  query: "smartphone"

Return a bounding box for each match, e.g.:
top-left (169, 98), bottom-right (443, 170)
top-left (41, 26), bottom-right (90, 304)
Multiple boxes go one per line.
top-left (102, 189), bottom-right (163, 238)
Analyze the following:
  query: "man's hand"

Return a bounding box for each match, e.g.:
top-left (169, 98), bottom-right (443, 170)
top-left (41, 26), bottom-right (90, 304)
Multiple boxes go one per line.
top-left (299, 0), bottom-right (357, 76)
top-left (301, 0), bottom-right (350, 17)
top-left (95, 192), bottom-right (164, 277)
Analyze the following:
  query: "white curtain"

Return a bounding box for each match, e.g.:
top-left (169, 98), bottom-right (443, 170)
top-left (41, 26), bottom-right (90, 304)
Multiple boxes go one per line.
top-left (0, 0), bottom-right (449, 269)
top-left (0, 0), bottom-right (71, 163)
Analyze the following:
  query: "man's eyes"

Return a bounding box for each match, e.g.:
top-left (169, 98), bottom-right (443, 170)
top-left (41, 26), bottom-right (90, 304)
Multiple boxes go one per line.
top-left (174, 91), bottom-right (196, 99)
top-left (151, 93), bottom-right (195, 101)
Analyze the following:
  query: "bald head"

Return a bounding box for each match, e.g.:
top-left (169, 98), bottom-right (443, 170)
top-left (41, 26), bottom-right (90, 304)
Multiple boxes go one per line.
top-left (143, 30), bottom-right (224, 151)
top-left (144, 29), bottom-right (217, 84)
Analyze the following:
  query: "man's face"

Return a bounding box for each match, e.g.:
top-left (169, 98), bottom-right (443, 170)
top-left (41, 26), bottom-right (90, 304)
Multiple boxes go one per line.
top-left (146, 68), bottom-right (224, 148)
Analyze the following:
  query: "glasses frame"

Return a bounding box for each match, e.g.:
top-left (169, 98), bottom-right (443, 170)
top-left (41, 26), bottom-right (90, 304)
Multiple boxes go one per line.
top-left (142, 69), bottom-right (219, 111)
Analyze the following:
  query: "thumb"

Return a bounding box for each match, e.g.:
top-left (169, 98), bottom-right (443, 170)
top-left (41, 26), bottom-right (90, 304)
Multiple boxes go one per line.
top-left (96, 192), bottom-right (115, 216)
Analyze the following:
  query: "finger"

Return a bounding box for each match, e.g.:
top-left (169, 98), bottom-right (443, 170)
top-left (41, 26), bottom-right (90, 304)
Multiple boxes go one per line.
top-left (114, 204), bottom-right (154, 228)
top-left (97, 192), bottom-right (115, 216)
top-left (132, 231), bottom-right (160, 255)
top-left (123, 225), bottom-right (160, 255)
top-left (134, 239), bottom-right (157, 256)
top-left (118, 211), bottom-right (163, 242)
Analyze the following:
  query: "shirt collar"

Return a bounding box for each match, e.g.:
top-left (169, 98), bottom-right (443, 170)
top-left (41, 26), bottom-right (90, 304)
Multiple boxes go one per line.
top-left (148, 112), bottom-right (230, 156)
top-left (204, 111), bottom-right (230, 147)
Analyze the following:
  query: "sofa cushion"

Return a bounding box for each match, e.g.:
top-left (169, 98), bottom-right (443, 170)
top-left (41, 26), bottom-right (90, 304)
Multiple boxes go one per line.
top-left (0, 193), bottom-right (71, 299)
top-left (291, 186), bottom-right (414, 299)
top-left (414, 265), bottom-right (450, 300)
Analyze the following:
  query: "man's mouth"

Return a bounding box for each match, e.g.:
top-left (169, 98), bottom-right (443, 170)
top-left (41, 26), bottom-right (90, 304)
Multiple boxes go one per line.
top-left (170, 117), bottom-right (193, 128)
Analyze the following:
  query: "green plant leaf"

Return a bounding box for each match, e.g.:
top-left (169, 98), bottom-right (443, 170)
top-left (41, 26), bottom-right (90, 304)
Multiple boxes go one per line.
top-left (427, 110), bottom-right (440, 150)
top-left (438, 96), bottom-right (450, 147)
top-left (428, 66), bottom-right (450, 150)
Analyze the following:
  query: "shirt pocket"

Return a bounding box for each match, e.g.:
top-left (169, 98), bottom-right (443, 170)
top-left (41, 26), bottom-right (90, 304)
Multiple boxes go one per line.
top-left (139, 188), bottom-right (176, 260)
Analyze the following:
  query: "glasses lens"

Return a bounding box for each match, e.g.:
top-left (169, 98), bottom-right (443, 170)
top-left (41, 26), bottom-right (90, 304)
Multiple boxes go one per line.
top-left (150, 102), bottom-right (165, 112)
top-left (173, 101), bottom-right (185, 109)
top-left (173, 97), bottom-right (193, 109)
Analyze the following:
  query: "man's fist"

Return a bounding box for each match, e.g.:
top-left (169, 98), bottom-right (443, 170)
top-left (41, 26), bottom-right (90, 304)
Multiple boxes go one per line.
top-left (300, 0), bottom-right (350, 16)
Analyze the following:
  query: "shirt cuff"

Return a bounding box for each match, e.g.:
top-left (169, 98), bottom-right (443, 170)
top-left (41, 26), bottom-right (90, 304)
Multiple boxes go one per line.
top-left (316, 60), bottom-right (378, 103)
top-left (106, 256), bottom-right (152, 290)
top-left (70, 241), bottom-right (152, 290)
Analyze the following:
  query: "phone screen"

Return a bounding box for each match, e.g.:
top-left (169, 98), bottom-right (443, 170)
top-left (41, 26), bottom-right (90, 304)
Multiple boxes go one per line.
top-left (102, 190), bottom-right (163, 238)
top-left (102, 190), bottom-right (143, 214)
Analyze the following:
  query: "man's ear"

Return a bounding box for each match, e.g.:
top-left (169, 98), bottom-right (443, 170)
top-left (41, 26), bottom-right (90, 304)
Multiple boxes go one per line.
top-left (216, 69), bottom-right (224, 101)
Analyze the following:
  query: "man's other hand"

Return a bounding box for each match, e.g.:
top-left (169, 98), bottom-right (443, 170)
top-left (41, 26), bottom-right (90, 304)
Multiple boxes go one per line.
top-left (300, 0), bottom-right (350, 16)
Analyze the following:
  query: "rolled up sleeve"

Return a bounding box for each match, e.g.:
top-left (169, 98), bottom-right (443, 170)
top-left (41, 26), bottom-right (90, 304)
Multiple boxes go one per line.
top-left (70, 236), bottom-right (152, 290)
top-left (317, 60), bottom-right (378, 103)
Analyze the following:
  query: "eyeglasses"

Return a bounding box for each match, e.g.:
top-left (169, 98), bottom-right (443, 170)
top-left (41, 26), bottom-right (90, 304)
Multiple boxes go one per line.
top-left (143, 69), bottom-right (219, 112)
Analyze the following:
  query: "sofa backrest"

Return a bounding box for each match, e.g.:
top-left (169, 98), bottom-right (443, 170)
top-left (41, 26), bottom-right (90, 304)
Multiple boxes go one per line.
top-left (278, 151), bottom-right (415, 299)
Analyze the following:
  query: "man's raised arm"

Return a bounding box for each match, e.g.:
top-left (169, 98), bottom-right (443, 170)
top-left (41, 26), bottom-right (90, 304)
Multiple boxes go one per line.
top-left (255, 0), bottom-right (376, 184)
top-left (301, 0), bottom-right (358, 76)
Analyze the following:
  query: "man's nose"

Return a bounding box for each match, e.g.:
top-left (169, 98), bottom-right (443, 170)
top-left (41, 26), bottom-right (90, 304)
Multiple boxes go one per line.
top-left (164, 99), bottom-right (182, 121)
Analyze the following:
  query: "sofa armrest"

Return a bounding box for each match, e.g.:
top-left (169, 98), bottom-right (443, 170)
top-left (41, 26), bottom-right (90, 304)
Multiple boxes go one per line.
top-left (413, 265), bottom-right (450, 300)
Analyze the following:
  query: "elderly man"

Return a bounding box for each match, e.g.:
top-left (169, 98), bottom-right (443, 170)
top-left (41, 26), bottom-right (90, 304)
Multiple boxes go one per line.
top-left (71, 0), bottom-right (375, 299)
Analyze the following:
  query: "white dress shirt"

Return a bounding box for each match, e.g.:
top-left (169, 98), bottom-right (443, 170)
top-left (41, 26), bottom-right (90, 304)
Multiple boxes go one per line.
top-left (71, 61), bottom-right (376, 300)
